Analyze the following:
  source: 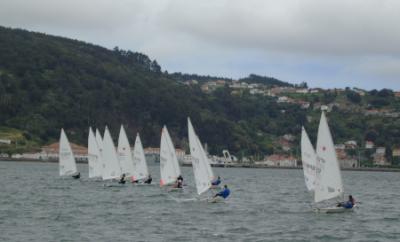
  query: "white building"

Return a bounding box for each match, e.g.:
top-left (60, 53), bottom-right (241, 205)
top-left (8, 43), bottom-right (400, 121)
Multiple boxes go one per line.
top-left (296, 88), bottom-right (308, 94)
top-left (365, 141), bottom-right (375, 149)
top-left (0, 139), bottom-right (11, 144)
top-left (277, 96), bottom-right (289, 103)
top-left (255, 155), bottom-right (297, 167)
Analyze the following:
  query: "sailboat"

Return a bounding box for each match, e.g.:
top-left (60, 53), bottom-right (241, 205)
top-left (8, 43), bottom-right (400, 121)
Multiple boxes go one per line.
top-left (301, 127), bottom-right (318, 192)
top-left (59, 128), bottom-right (79, 178)
top-left (313, 112), bottom-right (353, 213)
top-left (101, 126), bottom-right (122, 180)
top-left (95, 128), bottom-right (106, 179)
top-left (88, 127), bottom-right (102, 179)
top-left (160, 125), bottom-right (182, 189)
top-left (117, 125), bottom-right (135, 179)
top-left (188, 118), bottom-right (219, 201)
top-left (132, 133), bottom-right (150, 183)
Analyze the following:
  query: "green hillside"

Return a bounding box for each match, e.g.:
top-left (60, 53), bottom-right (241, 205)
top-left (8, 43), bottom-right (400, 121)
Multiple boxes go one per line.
top-left (0, 26), bottom-right (297, 155)
top-left (0, 26), bottom-right (399, 165)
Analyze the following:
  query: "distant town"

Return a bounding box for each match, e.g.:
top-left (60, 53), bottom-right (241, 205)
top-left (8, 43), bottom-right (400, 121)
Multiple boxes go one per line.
top-left (185, 78), bottom-right (400, 118)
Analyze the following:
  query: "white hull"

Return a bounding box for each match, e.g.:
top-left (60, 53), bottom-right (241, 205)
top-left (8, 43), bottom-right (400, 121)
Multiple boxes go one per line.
top-left (208, 196), bottom-right (225, 203)
top-left (132, 182), bottom-right (155, 186)
top-left (210, 185), bottom-right (221, 190)
top-left (168, 187), bottom-right (184, 192)
top-left (103, 183), bottom-right (126, 187)
top-left (314, 206), bottom-right (354, 213)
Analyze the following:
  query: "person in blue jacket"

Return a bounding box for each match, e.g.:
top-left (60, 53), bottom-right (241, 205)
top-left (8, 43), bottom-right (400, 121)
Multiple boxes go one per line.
top-left (211, 176), bottom-right (221, 186)
top-left (214, 184), bottom-right (230, 199)
top-left (337, 195), bottom-right (355, 208)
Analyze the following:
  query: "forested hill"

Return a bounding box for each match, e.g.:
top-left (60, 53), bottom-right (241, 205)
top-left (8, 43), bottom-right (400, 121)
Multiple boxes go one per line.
top-left (239, 74), bottom-right (293, 87)
top-left (0, 26), bottom-right (302, 156)
top-left (1, 26), bottom-right (399, 163)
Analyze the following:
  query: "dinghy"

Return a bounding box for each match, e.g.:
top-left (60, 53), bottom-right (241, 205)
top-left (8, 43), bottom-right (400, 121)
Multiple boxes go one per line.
top-left (301, 127), bottom-right (318, 192)
top-left (117, 125), bottom-right (135, 179)
top-left (160, 125), bottom-right (182, 190)
top-left (313, 112), bottom-right (354, 213)
top-left (88, 127), bottom-right (102, 179)
top-left (102, 126), bottom-right (122, 180)
top-left (188, 118), bottom-right (221, 202)
top-left (132, 133), bottom-right (150, 183)
top-left (59, 128), bottom-right (79, 178)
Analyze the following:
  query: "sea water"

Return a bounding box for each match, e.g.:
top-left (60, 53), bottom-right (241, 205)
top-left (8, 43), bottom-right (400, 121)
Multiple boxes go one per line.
top-left (0, 161), bottom-right (399, 241)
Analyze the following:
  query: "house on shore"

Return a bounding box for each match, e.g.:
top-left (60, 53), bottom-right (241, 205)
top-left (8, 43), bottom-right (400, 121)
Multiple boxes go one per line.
top-left (12, 142), bottom-right (88, 161)
top-left (255, 154), bottom-right (298, 167)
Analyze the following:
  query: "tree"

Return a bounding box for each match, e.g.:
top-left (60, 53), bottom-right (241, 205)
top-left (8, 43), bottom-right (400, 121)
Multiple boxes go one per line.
top-left (365, 130), bottom-right (378, 142)
top-left (346, 91), bottom-right (361, 103)
top-left (150, 60), bottom-right (161, 73)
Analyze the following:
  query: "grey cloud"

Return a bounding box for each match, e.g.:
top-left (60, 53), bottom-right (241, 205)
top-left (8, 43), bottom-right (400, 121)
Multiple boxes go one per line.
top-left (0, 0), bottom-right (399, 89)
top-left (158, 0), bottom-right (400, 56)
top-left (0, 0), bottom-right (150, 31)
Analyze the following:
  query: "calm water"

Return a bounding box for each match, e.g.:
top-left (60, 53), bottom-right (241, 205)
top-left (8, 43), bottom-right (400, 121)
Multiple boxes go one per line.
top-left (0, 161), bottom-right (399, 242)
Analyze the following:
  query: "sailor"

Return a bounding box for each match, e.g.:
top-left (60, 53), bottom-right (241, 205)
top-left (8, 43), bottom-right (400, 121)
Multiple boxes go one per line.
top-left (144, 174), bottom-right (152, 184)
top-left (173, 175), bottom-right (183, 188)
top-left (211, 176), bottom-right (221, 186)
top-left (173, 178), bottom-right (183, 188)
top-left (177, 175), bottom-right (183, 183)
top-left (337, 195), bottom-right (355, 208)
top-left (72, 172), bottom-right (80, 179)
top-left (214, 184), bottom-right (230, 199)
top-left (119, 173), bottom-right (126, 184)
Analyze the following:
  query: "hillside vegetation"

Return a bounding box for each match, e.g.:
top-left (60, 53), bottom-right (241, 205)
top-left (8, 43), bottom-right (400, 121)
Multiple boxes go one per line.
top-left (0, 26), bottom-right (400, 164)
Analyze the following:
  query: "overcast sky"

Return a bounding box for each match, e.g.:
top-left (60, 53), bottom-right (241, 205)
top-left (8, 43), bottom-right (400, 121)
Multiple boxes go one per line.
top-left (1, 0), bottom-right (399, 90)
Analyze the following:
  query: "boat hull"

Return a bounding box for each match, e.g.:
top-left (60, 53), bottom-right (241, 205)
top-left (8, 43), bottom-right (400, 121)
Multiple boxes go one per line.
top-left (168, 187), bottom-right (184, 192)
top-left (208, 196), bottom-right (225, 203)
top-left (314, 206), bottom-right (354, 213)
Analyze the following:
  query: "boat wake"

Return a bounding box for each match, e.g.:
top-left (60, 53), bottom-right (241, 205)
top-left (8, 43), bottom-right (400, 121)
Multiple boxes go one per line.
top-left (167, 194), bottom-right (205, 203)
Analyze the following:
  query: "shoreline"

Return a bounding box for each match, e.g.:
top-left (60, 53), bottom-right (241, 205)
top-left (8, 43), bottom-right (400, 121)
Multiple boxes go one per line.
top-left (2, 158), bottom-right (399, 172)
top-left (185, 163), bottom-right (400, 172)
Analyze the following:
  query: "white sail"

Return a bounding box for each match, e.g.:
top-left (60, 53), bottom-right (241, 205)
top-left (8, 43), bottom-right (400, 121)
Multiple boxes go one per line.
top-left (301, 127), bottom-right (318, 192)
top-left (188, 118), bottom-right (215, 195)
top-left (95, 129), bottom-right (104, 150)
top-left (160, 126), bottom-right (181, 186)
top-left (314, 112), bottom-right (344, 203)
top-left (132, 133), bottom-right (149, 181)
top-left (59, 128), bottom-right (77, 176)
top-left (95, 129), bottom-right (106, 178)
top-left (102, 126), bottom-right (122, 180)
top-left (117, 125), bottom-right (135, 178)
top-left (88, 127), bottom-right (101, 178)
